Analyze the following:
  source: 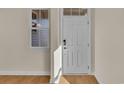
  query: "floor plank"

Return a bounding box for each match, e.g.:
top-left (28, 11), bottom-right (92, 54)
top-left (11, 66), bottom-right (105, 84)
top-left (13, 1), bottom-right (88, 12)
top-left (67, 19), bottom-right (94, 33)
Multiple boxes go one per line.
top-left (0, 75), bottom-right (50, 84)
top-left (60, 75), bottom-right (98, 84)
top-left (59, 76), bottom-right (70, 84)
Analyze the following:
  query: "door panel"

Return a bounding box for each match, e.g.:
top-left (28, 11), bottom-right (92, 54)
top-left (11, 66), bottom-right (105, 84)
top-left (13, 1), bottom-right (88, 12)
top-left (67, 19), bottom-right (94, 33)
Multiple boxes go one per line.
top-left (63, 16), bottom-right (90, 74)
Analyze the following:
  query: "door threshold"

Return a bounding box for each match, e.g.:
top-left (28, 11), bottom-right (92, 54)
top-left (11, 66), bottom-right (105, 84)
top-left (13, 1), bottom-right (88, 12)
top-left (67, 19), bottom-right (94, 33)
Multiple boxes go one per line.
top-left (63, 73), bottom-right (93, 75)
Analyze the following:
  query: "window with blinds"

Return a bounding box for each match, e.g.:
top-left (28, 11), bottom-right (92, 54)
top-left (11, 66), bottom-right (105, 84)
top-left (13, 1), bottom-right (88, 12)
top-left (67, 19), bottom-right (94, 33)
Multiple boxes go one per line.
top-left (31, 9), bottom-right (49, 48)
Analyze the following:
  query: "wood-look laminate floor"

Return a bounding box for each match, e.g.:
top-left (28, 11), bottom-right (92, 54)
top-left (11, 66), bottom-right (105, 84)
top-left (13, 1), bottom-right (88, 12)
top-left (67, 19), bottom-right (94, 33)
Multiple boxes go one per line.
top-left (0, 75), bottom-right (98, 84)
top-left (0, 75), bottom-right (50, 84)
top-left (60, 75), bottom-right (98, 84)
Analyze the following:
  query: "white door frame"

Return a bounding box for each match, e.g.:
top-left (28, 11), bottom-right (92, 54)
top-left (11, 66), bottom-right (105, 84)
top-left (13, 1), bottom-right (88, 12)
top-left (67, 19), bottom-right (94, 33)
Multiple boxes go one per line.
top-left (59, 8), bottom-right (92, 74)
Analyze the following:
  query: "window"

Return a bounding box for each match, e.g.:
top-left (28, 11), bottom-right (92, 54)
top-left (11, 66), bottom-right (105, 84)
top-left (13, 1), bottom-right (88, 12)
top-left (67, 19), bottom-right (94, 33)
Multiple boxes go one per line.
top-left (31, 9), bottom-right (49, 48)
top-left (63, 8), bottom-right (88, 16)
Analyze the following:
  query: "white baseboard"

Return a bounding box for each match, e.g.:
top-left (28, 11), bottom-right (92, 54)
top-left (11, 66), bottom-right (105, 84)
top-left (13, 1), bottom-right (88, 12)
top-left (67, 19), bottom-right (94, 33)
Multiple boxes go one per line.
top-left (0, 71), bottom-right (50, 75)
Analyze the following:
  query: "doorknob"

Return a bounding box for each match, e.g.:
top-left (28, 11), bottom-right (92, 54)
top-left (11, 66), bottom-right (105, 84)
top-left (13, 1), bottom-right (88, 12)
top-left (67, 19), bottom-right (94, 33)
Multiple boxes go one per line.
top-left (63, 39), bottom-right (66, 45)
top-left (63, 39), bottom-right (67, 49)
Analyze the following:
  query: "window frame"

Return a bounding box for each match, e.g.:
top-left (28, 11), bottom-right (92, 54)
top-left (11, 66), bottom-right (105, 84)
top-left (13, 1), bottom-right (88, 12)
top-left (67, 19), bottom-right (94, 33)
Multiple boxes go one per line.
top-left (30, 8), bottom-right (50, 49)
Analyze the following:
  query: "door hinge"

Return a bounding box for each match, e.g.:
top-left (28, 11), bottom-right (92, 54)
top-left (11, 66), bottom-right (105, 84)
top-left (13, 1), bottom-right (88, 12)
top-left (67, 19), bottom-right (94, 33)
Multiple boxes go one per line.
top-left (88, 43), bottom-right (90, 47)
top-left (87, 21), bottom-right (89, 24)
top-left (88, 66), bottom-right (89, 69)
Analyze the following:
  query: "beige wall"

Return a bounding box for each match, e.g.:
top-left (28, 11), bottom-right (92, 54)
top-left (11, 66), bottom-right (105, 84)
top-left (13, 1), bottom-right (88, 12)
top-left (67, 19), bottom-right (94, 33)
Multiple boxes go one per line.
top-left (0, 9), bottom-right (50, 74)
top-left (95, 9), bottom-right (124, 83)
top-left (50, 8), bottom-right (60, 80)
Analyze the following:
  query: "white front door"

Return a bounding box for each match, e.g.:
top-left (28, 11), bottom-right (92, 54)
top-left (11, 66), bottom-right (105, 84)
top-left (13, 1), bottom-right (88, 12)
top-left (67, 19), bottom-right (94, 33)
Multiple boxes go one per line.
top-left (62, 16), bottom-right (90, 74)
